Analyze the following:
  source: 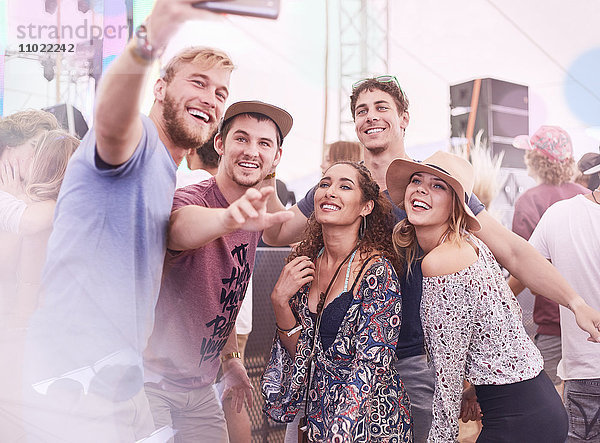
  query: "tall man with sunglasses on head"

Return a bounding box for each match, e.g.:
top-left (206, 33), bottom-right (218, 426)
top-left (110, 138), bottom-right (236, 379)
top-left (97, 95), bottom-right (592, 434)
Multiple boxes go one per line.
top-left (263, 75), bottom-right (600, 442)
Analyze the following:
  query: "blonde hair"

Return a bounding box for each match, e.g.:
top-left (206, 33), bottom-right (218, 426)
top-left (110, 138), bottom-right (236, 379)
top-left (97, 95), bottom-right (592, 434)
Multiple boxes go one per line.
top-left (26, 130), bottom-right (79, 202)
top-left (0, 109), bottom-right (59, 153)
top-left (161, 47), bottom-right (234, 83)
top-left (392, 186), bottom-right (469, 275)
top-left (524, 149), bottom-right (577, 185)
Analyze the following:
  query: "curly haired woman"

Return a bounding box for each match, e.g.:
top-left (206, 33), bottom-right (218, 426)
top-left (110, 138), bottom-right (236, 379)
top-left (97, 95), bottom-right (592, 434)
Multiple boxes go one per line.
top-left (262, 161), bottom-right (412, 442)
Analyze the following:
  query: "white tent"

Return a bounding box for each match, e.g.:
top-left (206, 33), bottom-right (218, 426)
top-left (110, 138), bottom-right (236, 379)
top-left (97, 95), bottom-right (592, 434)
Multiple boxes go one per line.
top-left (159, 0), bottom-right (600, 195)
top-left (5, 0), bottom-right (600, 197)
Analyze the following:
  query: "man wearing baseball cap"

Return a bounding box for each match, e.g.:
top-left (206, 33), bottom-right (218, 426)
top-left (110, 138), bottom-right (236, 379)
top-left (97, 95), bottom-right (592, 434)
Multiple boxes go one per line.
top-left (510, 125), bottom-right (589, 391)
top-left (142, 100), bottom-right (293, 441)
top-left (577, 151), bottom-right (600, 191)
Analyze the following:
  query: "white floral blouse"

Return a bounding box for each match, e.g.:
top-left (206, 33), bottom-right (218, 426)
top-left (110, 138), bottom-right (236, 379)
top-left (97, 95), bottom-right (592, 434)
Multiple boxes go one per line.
top-left (421, 236), bottom-right (543, 442)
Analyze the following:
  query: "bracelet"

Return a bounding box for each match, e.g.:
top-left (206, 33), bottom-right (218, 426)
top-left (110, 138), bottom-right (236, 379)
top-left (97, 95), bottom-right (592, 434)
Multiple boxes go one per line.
top-left (264, 172), bottom-right (276, 180)
top-left (128, 23), bottom-right (163, 66)
top-left (220, 352), bottom-right (241, 363)
top-left (276, 322), bottom-right (303, 337)
top-left (128, 41), bottom-right (153, 67)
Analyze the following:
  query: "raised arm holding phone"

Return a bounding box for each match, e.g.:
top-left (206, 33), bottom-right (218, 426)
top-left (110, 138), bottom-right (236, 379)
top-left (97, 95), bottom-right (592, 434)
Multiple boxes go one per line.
top-left (21, 2), bottom-right (288, 441)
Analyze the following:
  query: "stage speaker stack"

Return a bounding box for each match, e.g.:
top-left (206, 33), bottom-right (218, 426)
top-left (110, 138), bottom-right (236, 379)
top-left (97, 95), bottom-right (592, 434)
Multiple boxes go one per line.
top-left (450, 79), bottom-right (536, 335)
top-left (450, 78), bottom-right (529, 168)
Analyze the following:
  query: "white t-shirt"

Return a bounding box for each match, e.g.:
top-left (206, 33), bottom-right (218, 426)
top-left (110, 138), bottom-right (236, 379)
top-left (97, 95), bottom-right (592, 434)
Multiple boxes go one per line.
top-left (529, 194), bottom-right (600, 380)
top-left (235, 278), bottom-right (253, 335)
top-left (176, 168), bottom-right (212, 189)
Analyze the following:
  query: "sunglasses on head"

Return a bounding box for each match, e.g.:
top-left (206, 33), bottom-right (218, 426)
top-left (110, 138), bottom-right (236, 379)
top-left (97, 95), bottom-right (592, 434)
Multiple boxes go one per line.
top-left (352, 75), bottom-right (402, 92)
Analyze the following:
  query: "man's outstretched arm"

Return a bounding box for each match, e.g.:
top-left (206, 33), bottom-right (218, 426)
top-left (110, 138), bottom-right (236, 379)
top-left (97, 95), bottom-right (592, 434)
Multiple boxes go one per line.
top-left (475, 210), bottom-right (600, 342)
top-left (169, 187), bottom-right (294, 251)
top-left (261, 175), bottom-right (309, 246)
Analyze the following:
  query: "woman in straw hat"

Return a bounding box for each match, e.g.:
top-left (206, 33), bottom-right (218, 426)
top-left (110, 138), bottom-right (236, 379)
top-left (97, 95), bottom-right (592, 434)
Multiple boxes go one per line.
top-left (387, 151), bottom-right (569, 442)
top-left (262, 161), bottom-right (412, 442)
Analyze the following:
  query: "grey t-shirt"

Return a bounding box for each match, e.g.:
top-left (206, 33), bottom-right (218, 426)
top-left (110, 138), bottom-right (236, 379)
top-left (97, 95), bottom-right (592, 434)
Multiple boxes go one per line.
top-left (25, 115), bottom-right (177, 400)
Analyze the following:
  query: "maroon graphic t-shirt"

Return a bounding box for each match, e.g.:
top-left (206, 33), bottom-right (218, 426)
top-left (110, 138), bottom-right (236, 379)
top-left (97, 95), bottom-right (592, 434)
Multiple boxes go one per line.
top-left (143, 177), bottom-right (260, 391)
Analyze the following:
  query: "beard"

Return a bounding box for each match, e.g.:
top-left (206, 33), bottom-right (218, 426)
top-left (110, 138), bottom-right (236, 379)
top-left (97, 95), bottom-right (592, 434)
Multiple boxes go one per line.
top-left (162, 93), bottom-right (214, 149)
top-left (231, 171), bottom-right (261, 188)
top-left (227, 161), bottom-right (263, 188)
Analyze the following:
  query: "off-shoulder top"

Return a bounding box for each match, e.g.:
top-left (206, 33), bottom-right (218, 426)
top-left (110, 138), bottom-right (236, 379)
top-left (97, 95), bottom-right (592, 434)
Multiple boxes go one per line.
top-left (421, 236), bottom-right (543, 442)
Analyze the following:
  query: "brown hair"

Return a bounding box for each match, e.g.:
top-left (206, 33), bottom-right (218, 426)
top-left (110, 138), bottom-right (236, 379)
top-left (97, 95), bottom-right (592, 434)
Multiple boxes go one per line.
top-left (161, 47), bottom-right (234, 83)
top-left (289, 161), bottom-right (400, 271)
top-left (392, 181), bottom-right (469, 275)
top-left (327, 141), bottom-right (363, 163)
top-left (26, 130), bottom-right (79, 201)
top-left (195, 131), bottom-right (220, 169)
top-left (350, 78), bottom-right (409, 121)
top-left (524, 150), bottom-right (577, 185)
top-left (220, 112), bottom-right (283, 148)
top-left (0, 110), bottom-right (60, 155)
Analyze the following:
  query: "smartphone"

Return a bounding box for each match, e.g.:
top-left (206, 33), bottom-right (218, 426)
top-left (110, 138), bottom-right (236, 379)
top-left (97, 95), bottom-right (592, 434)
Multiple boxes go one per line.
top-left (193, 0), bottom-right (280, 20)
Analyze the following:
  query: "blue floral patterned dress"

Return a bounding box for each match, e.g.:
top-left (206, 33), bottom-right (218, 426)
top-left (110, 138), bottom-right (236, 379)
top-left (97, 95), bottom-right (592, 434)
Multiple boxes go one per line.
top-left (261, 256), bottom-right (412, 442)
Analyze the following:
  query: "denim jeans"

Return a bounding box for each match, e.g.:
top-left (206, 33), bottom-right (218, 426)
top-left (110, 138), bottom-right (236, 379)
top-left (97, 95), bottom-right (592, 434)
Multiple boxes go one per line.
top-left (563, 378), bottom-right (600, 442)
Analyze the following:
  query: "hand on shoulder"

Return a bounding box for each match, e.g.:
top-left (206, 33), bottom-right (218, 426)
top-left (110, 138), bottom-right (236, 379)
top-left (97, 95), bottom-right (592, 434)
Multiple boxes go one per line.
top-left (422, 239), bottom-right (478, 277)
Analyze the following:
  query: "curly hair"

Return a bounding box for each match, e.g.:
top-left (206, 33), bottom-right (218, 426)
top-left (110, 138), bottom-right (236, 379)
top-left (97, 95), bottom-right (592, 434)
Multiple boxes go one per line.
top-left (392, 185), bottom-right (469, 275)
top-left (26, 130), bottom-right (79, 201)
top-left (525, 149), bottom-right (577, 185)
top-left (350, 78), bottom-right (409, 121)
top-left (288, 161), bottom-right (400, 271)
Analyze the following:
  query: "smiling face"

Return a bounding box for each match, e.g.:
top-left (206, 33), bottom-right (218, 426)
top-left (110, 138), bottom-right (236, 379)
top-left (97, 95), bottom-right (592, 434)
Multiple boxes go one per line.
top-left (157, 63), bottom-right (231, 149)
top-left (215, 114), bottom-right (282, 188)
top-left (404, 172), bottom-right (454, 230)
top-left (314, 163), bottom-right (374, 228)
top-left (353, 88), bottom-right (408, 155)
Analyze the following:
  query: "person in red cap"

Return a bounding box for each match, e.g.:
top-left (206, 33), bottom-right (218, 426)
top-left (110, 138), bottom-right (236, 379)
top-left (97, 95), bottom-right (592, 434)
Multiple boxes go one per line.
top-left (143, 100), bottom-right (294, 442)
top-left (510, 125), bottom-right (589, 392)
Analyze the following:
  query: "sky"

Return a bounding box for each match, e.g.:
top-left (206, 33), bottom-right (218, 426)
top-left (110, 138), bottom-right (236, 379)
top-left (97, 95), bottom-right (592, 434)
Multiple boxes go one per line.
top-left (2, 0), bottom-right (599, 199)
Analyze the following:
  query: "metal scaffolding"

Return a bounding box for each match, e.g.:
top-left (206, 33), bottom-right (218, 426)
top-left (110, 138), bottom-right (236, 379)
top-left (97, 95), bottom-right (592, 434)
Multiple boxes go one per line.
top-left (337, 0), bottom-right (390, 140)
